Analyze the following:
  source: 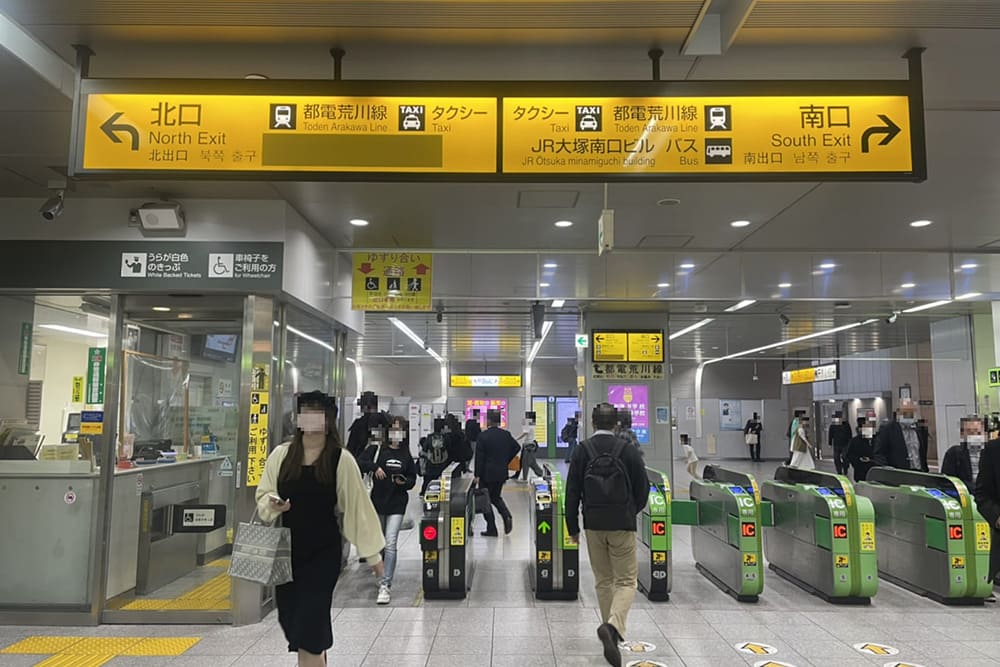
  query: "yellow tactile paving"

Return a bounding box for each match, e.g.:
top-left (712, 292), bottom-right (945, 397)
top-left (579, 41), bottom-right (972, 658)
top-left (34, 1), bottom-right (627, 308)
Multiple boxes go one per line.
top-left (120, 637), bottom-right (201, 656)
top-left (61, 638), bottom-right (143, 654)
top-left (33, 653), bottom-right (115, 667)
top-left (207, 557), bottom-right (231, 568)
top-left (1, 637), bottom-right (86, 654)
top-left (162, 598), bottom-right (231, 610)
top-left (177, 573), bottom-right (231, 601)
top-left (119, 598), bottom-right (171, 611)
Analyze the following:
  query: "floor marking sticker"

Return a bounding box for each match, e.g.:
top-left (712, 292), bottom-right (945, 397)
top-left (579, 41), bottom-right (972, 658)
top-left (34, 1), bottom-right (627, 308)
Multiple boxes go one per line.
top-left (619, 640), bottom-right (656, 653)
top-left (626, 661), bottom-right (669, 667)
top-left (883, 662), bottom-right (926, 667)
top-left (736, 642), bottom-right (778, 655)
top-left (753, 662), bottom-right (799, 667)
top-left (854, 642), bottom-right (899, 656)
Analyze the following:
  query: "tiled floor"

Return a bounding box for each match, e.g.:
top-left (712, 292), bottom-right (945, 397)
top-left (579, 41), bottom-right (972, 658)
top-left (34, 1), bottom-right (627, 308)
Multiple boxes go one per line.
top-left (2, 458), bottom-right (998, 666)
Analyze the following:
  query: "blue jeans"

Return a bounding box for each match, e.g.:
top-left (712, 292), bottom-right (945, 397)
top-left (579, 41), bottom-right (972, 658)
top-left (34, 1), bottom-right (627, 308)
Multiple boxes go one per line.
top-left (378, 513), bottom-right (404, 587)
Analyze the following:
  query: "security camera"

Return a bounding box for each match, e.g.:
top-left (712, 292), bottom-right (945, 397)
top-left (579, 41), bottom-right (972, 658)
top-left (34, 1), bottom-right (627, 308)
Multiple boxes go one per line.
top-left (886, 312), bottom-right (899, 324)
top-left (38, 191), bottom-right (64, 221)
top-left (436, 303), bottom-right (444, 323)
top-left (778, 313), bottom-right (790, 326)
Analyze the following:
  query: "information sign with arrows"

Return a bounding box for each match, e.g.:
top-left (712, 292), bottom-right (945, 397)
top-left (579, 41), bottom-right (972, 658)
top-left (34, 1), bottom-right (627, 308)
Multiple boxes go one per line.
top-left (352, 252), bottom-right (432, 311)
top-left (593, 330), bottom-right (665, 364)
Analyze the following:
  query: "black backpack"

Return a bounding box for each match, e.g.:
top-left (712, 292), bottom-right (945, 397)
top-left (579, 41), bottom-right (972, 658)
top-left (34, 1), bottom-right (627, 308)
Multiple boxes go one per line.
top-left (581, 438), bottom-right (632, 513)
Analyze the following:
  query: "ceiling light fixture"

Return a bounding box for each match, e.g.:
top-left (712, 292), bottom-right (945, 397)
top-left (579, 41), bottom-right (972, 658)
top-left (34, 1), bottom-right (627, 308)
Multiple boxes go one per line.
top-left (725, 299), bottom-right (756, 312)
top-left (527, 321), bottom-right (554, 364)
top-left (543, 262), bottom-right (558, 269)
top-left (287, 324), bottom-right (336, 353)
top-left (902, 300), bottom-right (951, 313)
top-left (554, 220), bottom-right (573, 228)
top-left (152, 306), bottom-right (171, 312)
top-left (657, 282), bottom-right (671, 288)
top-left (669, 318), bottom-right (714, 340)
top-left (909, 219), bottom-right (932, 228)
top-left (778, 282), bottom-right (792, 289)
top-left (730, 220), bottom-right (751, 228)
top-left (706, 318), bottom-right (877, 364)
top-left (900, 282), bottom-right (916, 289)
top-left (819, 262), bottom-right (836, 269)
top-left (551, 299), bottom-right (565, 308)
top-left (960, 262), bottom-right (978, 270)
top-left (177, 313), bottom-right (193, 319)
top-left (679, 262), bottom-right (695, 269)
top-left (388, 317), bottom-right (444, 363)
top-left (539, 282), bottom-right (551, 288)
top-left (657, 197), bottom-right (681, 207)
top-left (956, 292), bottom-right (982, 300)
top-left (38, 324), bottom-right (108, 339)
top-left (349, 218), bottom-right (369, 227)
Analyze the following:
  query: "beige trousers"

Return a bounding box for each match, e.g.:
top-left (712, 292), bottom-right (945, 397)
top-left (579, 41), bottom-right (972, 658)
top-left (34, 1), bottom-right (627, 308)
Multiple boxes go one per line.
top-left (584, 529), bottom-right (638, 638)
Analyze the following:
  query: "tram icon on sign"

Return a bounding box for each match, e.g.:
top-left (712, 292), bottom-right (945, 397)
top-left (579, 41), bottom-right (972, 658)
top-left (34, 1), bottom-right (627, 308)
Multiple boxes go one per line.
top-left (706, 105), bottom-right (732, 131)
top-left (269, 104), bottom-right (297, 130)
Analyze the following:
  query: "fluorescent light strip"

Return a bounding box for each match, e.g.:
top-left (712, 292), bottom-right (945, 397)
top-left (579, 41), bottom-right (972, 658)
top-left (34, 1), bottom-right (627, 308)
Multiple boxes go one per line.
top-left (388, 317), bottom-right (445, 363)
top-left (669, 318), bottom-right (714, 340)
top-left (527, 321), bottom-right (554, 364)
top-left (956, 292), bottom-right (982, 300)
top-left (39, 324), bottom-right (108, 339)
top-left (902, 300), bottom-right (951, 313)
top-left (551, 299), bottom-right (565, 308)
top-left (706, 319), bottom-right (877, 364)
top-left (287, 324), bottom-right (335, 353)
top-left (724, 299), bottom-right (756, 312)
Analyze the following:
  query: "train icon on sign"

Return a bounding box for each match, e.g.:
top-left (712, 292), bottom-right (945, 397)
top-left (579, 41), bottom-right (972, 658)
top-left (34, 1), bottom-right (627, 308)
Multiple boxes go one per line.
top-left (705, 105), bottom-right (732, 131)
top-left (269, 104), bottom-right (297, 130)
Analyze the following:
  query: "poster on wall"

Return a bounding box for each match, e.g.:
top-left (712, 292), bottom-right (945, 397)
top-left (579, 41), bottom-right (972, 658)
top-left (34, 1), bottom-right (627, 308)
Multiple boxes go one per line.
top-left (607, 385), bottom-right (649, 444)
top-left (719, 399), bottom-right (743, 430)
top-left (685, 405), bottom-right (696, 420)
top-left (465, 398), bottom-right (508, 429)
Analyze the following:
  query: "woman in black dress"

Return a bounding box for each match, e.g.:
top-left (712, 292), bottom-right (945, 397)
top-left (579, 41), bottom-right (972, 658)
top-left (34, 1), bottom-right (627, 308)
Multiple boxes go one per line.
top-left (256, 391), bottom-right (385, 666)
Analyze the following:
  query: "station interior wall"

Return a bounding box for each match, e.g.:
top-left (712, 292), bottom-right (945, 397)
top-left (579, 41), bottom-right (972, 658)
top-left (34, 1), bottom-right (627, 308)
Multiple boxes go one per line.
top-left (30, 336), bottom-right (90, 447)
top-left (931, 317), bottom-right (977, 460)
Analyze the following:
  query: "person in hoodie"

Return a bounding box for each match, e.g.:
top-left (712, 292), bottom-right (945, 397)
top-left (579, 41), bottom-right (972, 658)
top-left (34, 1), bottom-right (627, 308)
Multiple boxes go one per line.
top-left (359, 416), bottom-right (417, 606)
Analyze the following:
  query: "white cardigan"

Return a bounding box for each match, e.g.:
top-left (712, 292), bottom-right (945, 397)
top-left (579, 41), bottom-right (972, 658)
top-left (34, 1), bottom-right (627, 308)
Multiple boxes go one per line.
top-left (254, 443), bottom-right (386, 564)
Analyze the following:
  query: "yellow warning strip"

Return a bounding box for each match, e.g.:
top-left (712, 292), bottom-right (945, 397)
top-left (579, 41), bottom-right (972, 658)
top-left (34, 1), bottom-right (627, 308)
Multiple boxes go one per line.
top-left (34, 653), bottom-right (115, 667)
top-left (116, 572), bottom-right (232, 611)
top-left (2, 637), bottom-right (86, 654)
top-left (121, 637), bottom-right (201, 656)
top-left (62, 638), bottom-right (143, 654)
top-left (3, 636), bottom-right (202, 659)
top-left (207, 557), bottom-right (231, 568)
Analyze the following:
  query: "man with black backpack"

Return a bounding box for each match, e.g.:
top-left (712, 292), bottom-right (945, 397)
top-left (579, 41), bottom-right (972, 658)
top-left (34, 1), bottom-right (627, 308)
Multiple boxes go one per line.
top-left (565, 403), bottom-right (649, 667)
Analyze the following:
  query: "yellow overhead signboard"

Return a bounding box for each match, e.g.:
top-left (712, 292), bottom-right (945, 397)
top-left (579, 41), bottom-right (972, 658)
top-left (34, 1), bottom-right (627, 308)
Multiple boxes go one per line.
top-left (352, 252), bottom-right (432, 311)
top-left (592, 332), bottom-right (629, 362)
top-left (628, 332), bottom-right (664, 363)
top-left (502, 95), bottom-right (912, 175)
top-left (450, 375), bottom-right (522, 388)
top-left (79, 93), bottom-right (497, 174)
top-left (782, 363), bottom-right (838, 385)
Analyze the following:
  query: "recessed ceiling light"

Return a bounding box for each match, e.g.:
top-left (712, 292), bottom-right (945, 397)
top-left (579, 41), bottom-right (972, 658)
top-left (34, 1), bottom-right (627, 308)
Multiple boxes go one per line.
top-left (152, 306), bottom-right (171, 312)
top-left (657, 282), bottom-right (671, 288)
top-left (819, 262), bottom-right (836, 269)
top-left (778, 282), bottom-right (791, 289)
top-left (712, 346), bottom-right (720, 350)
top-left (543, 262), bottom-right (558, 269)
top-left (812, 270), bottom-right (826, 276)
top-left (657, 198), bottom-right (681, 206)
top-left (551, 299), bottom-right (565, 308)
top-left (730, 220), bottom-right (751, 228)
top-left (900, 282), bottom-right (916, 289)
top-left (177, 313), bottom-right (193, 319)
top-left (349, 218), bottom-right (369, 227)
top-left (539, 282), bottom-right (551, 288)
top-left (679, 262), bottom-right (695, 269)
top-left (960, 262), bottom-right (978, 269)
top-left (909, 219), bottom-right (932, 228)
top-left (554, 220), bottom-right (573, 228)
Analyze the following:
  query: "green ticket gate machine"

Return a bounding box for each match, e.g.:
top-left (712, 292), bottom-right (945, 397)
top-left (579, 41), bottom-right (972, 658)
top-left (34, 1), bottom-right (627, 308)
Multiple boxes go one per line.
top-left (762, 467), bottom-right (878, 604)
top-left (420, 463), bottom-right (476, 599)
top-left (856, 467), bottom-right (993, 604)
top-left (529, 468), bottom-right (579, 600)
top-left (637, 467), bottom-right (672, 601)
top-left (687, 465), bottom-right (765, 602)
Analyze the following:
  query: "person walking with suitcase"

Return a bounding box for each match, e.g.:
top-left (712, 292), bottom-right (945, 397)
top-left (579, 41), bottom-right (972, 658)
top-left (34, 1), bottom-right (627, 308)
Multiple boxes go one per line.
top-left (565, 403), bottom-right (649, 667)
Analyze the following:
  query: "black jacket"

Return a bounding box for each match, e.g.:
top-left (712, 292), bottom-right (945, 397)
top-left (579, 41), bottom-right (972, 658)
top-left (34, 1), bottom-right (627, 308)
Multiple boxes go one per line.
top-left (359, 443), bottom-right (417, 516)
top-left (941, 444), bottom-right (975, 487)
top-left (828, 423), bottom-right (852, 450)
top-left (973, 440), bottom-right (1000, 581)
top-left (743, 420), bottom-right (762, 436)
top-left (474, 426), bottom-right (520, 483)
top-left (464, 419), bottom-right (482, 443)
top-left (565, 433), bottom-right (648, 535)
top-left (873, 422), bottom-right (926, 470)
top-left (845, 434), bottom-right (874, 482)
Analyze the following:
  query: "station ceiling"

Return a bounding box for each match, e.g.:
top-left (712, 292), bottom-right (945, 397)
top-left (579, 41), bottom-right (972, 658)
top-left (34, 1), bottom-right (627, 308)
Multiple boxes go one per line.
top-left (1, 0), bottom-right (998, 365)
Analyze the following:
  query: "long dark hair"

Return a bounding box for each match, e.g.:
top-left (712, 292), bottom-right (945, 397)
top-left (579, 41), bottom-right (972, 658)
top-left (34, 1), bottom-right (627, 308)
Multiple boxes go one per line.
top-left (279, 393), bottom-right (341, 485)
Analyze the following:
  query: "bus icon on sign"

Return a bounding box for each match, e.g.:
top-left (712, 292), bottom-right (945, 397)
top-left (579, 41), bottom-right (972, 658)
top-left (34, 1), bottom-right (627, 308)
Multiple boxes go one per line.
top-left (705, 139), bottom-right (733, 164)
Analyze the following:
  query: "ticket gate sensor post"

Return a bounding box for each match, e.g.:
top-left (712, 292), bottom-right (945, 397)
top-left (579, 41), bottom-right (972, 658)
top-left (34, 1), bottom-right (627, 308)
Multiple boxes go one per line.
top-left (420, 462), bottom-right (475, 599)
top-left (685, 465), bottom-right (765, 602)
top-left (529, 470), bottom-right (579, 599)
top-left (856, 467), bottom-right (993, 605)
top-left (636, 467), bottom-right (672, 601)
top-left (762, 467), bottom-right (878, 604)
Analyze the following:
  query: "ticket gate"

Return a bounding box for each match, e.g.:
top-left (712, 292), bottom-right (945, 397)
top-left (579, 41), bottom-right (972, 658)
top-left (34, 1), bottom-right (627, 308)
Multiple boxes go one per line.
top-left (762, 467), bottom-right (878, 604)
top-left (636, 467), bottom-right (672, 601)
top-left (420, 463), bottom-right (475, 599)
top-left (687, 465), bottom-right (765, 602)
top-left (529, 467), bottom-right (579, 600)
top-left (856, 467), bottom-right (993, 605)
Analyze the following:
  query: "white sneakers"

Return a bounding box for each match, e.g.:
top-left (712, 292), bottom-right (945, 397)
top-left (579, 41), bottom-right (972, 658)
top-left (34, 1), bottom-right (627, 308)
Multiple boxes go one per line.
top-left (377, 583), bottom-right (391, 605)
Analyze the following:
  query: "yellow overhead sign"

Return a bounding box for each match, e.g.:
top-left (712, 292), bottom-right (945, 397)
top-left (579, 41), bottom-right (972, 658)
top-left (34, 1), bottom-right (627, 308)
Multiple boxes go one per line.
top-left (352, 252), bottom-right (432, 311)
top-left (782, 363), bottom-right (839, 385)
top-left (79, 93), bottom-right (497, 174)
top-left (502, 95), bottom-right (912, 175)
top-left (450, 375), bottom-right (522, 388)
top-left (592, 332), bottom-right (628, 362)
top-left (628, 332), bottom-right (664, 363)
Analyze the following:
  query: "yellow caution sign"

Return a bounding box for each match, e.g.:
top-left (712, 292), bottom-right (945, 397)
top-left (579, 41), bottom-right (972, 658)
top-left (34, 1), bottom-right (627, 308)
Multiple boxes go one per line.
top-left (71, 376), bottom-right (85, 403)
top-left (835, 555), bottom-right (850, 568)
top-left (352, 252), bottom-right (432, 312)
top-left (627, 332), bottom-right (664, 363)
top-left (951, 555), bottom-right (966, 569)
top-left (450, 517), bottom-right (465, 547)
top-left (503, 95), bottom-right (913, 176)
top-left (652, 551), bottom-right (666, 564)
top-left (246, 391), bottom-right (269, 487)
top-left (424, 551), bottom-right (438, 562)
top-left (592, 332), bottom-right (628, 362)
top-left (976, 522), bottom-right (992, 552)
top-left (80, 93), bottom-right (497, 174)
top-left (538, 550), bottom-right (552, 563)
top-left (860, 522), bottom-right (876, 552)
top-left (743, 553), bottom-right (757, 567)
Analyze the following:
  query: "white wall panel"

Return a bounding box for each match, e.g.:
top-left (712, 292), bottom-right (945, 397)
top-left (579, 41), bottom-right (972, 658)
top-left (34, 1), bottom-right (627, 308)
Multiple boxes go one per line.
top-left (931, 317), bottom-right (976, 460)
